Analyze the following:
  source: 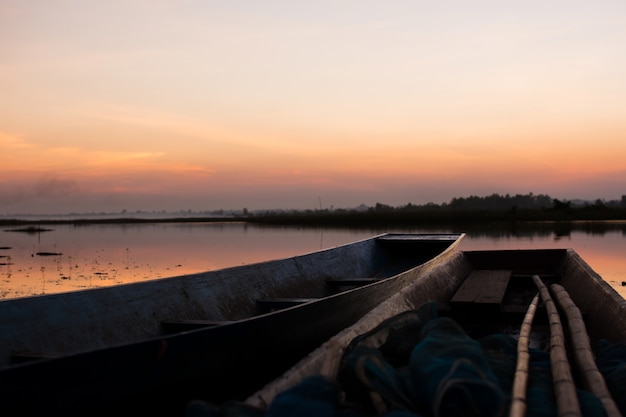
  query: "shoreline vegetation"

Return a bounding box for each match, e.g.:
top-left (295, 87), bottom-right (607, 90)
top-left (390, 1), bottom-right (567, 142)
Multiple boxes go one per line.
top-left (1, 193), bottom-right (626, 227)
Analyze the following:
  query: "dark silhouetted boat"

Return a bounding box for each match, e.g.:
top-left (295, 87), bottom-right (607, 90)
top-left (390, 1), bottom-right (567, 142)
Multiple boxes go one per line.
top-left (247, 248), bottom-right (626, 417)
top-left (0, 233), bottom-right (463, 416)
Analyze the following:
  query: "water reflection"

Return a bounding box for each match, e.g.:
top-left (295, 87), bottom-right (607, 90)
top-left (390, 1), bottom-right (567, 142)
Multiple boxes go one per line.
top-left (0, 221), bottom-right (624, 300)
top-left (442, 220), bottom-right (626, 238)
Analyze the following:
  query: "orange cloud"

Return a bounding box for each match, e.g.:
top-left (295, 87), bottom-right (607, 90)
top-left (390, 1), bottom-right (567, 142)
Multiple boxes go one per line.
top-left (0, 133), bottom-right (221, 201)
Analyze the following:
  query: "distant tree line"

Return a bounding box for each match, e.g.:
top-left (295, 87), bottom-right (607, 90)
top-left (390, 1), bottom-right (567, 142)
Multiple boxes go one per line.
top-left (246, 193), bottom-right (626, 227)
top-left (368, 193), bottom-right (626, 212)
top-left (448, 193), bottom-right (554, 210)
top-left (3, 193), bottom-right (625, 227)
top-left (368, 193), bottom-right (554, 212)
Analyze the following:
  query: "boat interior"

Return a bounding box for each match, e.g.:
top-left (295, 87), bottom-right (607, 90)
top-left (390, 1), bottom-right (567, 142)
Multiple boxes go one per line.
top-left (245, 248), bottom-right (626, 417)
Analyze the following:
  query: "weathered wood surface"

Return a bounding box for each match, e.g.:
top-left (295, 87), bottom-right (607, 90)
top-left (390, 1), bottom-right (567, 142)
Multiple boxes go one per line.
top-left (534, 275), bottom-right (582, 417)
top-left (450, 269), bottom-right (511, 305)
top-left (0, 233), bottom-right (464, 416)
top-left (248, 249), bottom-right (626, 411)
top-left (509, 293), bottom-right (540, 417)
top-left (550, 283), bottom-right (623, 417)
top-left (256, 298), bottom-right (318, 312)
top-left (325, 278), bottom-right (381, 286)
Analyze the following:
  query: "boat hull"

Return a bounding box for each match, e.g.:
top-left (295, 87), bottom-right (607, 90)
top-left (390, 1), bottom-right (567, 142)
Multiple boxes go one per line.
top-left (0, 233), bottom-right (463, 415)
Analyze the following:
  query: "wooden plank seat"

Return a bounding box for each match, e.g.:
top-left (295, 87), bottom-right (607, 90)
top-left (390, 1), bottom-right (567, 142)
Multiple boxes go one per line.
top-left (451, 270), bottom-right (512, 306)
top-left (161, 319), bottom-right (232, 333)
top-left (256, 298), bottom-right (318, 312)
top-left (325, 278), bottom-right (380, 287)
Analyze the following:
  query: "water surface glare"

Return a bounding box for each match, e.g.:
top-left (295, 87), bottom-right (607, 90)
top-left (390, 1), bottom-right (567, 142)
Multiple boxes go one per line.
top-left (0, 222), bottom-right (624, 300)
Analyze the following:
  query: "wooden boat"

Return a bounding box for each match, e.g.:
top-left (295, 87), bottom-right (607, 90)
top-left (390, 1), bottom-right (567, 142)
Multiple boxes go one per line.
top-left (0, 233), bottom-right (463, 416)
top-left (246, 248), bottom-right (626, 417)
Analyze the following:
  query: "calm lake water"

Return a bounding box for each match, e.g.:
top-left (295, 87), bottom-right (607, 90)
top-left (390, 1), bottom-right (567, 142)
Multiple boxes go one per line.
top-left (1, 221), bottom-right (625, 300)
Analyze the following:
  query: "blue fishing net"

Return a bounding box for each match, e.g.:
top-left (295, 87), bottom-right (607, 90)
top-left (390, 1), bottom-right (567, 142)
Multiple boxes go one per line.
top-left (337, 303), bottom-right (507, 416)
top-left (185, 302), bottom-right (624, 417)
top-left (266, 375), bottom-right (341, 417)
top-left (337, 303), bottom-right (439, 414)
top-left (347, 303), bottom-right (439, 367)
top-left (477, 333), bottom-right (518, 396)
top-left (265, 375), bottom-right (424, 417)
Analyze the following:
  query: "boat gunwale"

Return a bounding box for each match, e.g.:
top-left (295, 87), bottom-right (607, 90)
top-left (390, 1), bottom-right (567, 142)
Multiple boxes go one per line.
top-left (0, 232), bottom-right (461, 303)
top-left (0, 233), bottom-right (465, 366)
top-left (0, 233), bottom-right (464, 371)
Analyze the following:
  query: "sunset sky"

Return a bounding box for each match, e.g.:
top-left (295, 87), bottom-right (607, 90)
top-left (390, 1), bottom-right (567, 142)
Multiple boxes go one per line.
top-left (2, 1), bottom-right (626, 214)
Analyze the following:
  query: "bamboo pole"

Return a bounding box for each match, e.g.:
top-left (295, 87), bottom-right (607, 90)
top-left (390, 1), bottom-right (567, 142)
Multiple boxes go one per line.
top-left (509, 293), bottom-right (540, 417)
top-left (533, 275), bottom-right (582, 417)
top-left (550, 283), bottom-right (623, 417)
